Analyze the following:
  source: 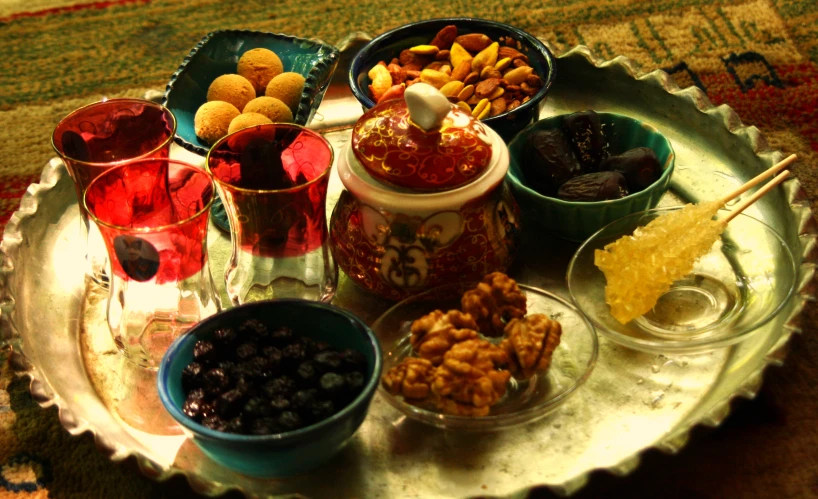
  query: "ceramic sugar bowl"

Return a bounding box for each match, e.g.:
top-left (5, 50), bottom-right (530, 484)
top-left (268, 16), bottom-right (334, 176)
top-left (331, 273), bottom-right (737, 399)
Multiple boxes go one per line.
top-left (330, 83), bottom-right (521, 301)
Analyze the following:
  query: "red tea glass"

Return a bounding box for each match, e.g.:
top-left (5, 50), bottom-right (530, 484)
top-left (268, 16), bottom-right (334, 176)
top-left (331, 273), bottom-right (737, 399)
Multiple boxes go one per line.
top-left (84, 158), bottom-right (220, 369)
top-left (51, 98), bottom-right (176, 287)
top-left (207, 123), bottom-right (337, 305)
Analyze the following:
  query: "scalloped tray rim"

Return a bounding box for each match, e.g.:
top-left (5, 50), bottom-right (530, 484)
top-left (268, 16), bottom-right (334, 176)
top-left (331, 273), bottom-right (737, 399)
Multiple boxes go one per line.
top-left (2, 40), bottom-right (816, 498)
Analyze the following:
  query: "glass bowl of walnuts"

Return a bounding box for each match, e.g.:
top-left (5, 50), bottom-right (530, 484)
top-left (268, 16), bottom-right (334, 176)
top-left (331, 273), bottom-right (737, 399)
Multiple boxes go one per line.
top-left (374, 273), bottom-right (598, 431)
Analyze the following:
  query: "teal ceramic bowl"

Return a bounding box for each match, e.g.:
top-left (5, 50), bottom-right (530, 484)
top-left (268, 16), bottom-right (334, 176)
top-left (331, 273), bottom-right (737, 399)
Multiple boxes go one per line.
top-left (162, 29), bottom-right (340, 157)
top-left (156, 300), bottom-right (382, 478)
top-left (507, 112), bottom-right (675, 242)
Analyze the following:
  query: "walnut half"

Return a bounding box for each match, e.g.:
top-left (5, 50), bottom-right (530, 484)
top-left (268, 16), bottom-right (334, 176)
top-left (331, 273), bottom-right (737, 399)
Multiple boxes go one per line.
top-left (461, 272), bottom-right (527, 337)
top-left (431, 339), bottom-right (512, 416)
top-left (382, 357), bottom-right (436, 400)
top-left (501, 314), bottom-right (562, 379)
top-left (409, 309), bottom-right (480, 365)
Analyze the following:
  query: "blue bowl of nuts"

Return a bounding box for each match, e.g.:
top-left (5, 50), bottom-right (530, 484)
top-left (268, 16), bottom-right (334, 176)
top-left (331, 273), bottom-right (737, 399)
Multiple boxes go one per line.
top-left (156, 300), bottom-right (382, 477)
top-left (349, 18), bottom-right (556, 141)
top-left (507, 111), bottom-right (675, 242)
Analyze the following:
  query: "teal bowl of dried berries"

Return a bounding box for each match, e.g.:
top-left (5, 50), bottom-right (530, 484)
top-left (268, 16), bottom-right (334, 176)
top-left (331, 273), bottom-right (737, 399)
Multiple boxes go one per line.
top-left (157, 300), bottom-right (382, 477)
top-left (507, 111), bottom-right (675, 242)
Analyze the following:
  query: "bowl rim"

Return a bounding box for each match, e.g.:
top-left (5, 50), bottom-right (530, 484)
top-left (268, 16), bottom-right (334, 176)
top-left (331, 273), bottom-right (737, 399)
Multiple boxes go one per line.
top-left (347, 17), bottom-right (557, 124)
top-left (161, 28), bottom-right (340, 157)
top-left (156, 299), bottom-right (383, 443)
top-left (566, 206), bottom-right (798, 353)
top-left (506, 111), bottom-right (677, 207)
top-left (372, 283), bottom-right (599, 429)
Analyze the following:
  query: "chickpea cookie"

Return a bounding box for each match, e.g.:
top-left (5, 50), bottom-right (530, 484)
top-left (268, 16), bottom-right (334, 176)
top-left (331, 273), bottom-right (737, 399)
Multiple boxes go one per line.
top-left (238, 48), bottom-right (284, 94)
top-left (207, 74), bottom-right (256, 113)
top-left (265, 72), bottom-right (306, 112)
top-left (194, 101), bottom-right (240, 144)
top-left (243, 96), bottom-right (294, 123)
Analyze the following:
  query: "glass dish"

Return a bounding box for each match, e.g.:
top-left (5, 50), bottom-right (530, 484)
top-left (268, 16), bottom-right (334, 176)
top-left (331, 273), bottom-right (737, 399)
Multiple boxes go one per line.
top-left (371, 283), bottom-right (598, 431)
top-left (567, 207), bottom-right (798, 354)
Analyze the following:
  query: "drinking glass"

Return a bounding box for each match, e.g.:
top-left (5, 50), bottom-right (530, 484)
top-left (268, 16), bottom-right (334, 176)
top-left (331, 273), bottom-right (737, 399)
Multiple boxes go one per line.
top-left (84, 158), bottom-right (220, 369)
top-left (207, 123), bottom-right (337, 305)
top-left (51, 98), bottom-right (176, 287)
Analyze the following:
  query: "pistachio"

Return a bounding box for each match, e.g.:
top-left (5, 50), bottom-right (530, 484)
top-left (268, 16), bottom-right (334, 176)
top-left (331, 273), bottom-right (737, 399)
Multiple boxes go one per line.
top-left (471, 42), bottom-right (499, 73)
top-left (472, 98), bottom-right (490, 119)
top-left (410, 45), bottom-right (440, 55)
top-left (419, 69), bottom-right (452, 89)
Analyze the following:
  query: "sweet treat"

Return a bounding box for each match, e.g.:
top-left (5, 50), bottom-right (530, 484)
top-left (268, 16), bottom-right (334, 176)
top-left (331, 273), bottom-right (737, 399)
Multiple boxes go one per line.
top-left (461, 272), bottom-right (527, 337)
top-left (265, 72), bottom-right (306, 111)
top-left (501, 314), bottom-right (562, 379)
top-left (557, 171), bottom-right (629, 202)
top-left (561, 110), bottom-right (608, 171)
top-left (207, 74), bottom-right (256, 113)
top-left (595, 201), bottom-right (724, 324)
top-left (365, 25), bottom-right (544, 118)
top-left (523, 110), bottom-right (665, 201)
top-left (599, 147), bottom-right (661, 191)
top-left (243, 96), bottom-right (294, 123)
top-left (227, 112), bottom-right (273, 135)
top-left (238, 48), bottom-right (284, 94)
top-left (522, 128), bottom-right (583, 196)
top-left (194, 101), bottom-right (241, 144)
top-left (409, 309), bottom-right (480, 365)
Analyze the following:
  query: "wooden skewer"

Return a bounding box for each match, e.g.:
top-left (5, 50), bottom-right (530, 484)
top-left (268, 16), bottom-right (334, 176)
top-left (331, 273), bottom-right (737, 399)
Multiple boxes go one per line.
top-left (718, 154), bottom-right (797, 206)
top-left (722, 170), bottom-right (791, 223)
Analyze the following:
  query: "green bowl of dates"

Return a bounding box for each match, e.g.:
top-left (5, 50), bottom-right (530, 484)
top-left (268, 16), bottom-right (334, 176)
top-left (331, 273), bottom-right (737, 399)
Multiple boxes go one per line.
top-left (507, 111), bottom-right (675, 242)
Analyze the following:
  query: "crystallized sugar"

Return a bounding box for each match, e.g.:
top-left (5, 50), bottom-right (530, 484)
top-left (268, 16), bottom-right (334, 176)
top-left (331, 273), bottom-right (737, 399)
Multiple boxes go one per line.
top-left (594, 201), bottom-right (725, 324)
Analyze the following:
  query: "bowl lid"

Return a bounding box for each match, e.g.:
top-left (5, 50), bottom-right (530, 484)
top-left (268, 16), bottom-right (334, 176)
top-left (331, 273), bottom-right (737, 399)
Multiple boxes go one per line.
top-left (350, 83), bottom-right (493, 192)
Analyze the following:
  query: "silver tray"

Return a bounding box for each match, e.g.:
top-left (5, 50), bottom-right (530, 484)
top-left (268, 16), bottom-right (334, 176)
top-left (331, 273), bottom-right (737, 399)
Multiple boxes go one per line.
top-left (2, 34), bottom-right (816, 498)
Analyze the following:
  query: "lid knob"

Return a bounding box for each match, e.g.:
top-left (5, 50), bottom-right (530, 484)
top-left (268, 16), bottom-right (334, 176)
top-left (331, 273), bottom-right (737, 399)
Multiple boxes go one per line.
top-left (405, 83), bottom-right (451, 131)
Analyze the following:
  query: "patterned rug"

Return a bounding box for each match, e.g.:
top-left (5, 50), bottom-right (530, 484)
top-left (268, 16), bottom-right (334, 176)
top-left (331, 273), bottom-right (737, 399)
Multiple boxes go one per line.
top-left (1, 0), bottom-right (817, 498)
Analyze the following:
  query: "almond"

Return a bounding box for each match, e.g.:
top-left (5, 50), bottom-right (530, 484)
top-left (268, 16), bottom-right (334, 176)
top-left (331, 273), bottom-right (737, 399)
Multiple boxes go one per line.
top-left (439, 80), bottom-right (465, 97)
top-left (455, 33), bottom-right (492, 53)
top-left (457, 84), bottom-right (475, 101)
top-left (472, 98), bottom-right (490, 119)
top-left (429, 25), bottom-right (458, 49)
top-left (410, 45), bottom-right (439, 55)
top-left (387, 63), bottom-right (406, 84)
top-left (503, 66), bottom-right (534, 85)
top-left (450, 60), bottom-right (472, 82)
top-left (435, 49), bottom-right (451, 61)
top-left (463, 71), bottom-right (480, 86)
top-left (498, 46), bottom-right (524, 60)
top-left (475, 77), bottom-right (501, 98)
top-left (471, 42), bottom-right (499, 73)
top-left (419, 69), bottom-right (451, 89)
top-left (449, 42), bottom-right (473, 68)
top-left (489, 98), bottom-right (507, 116)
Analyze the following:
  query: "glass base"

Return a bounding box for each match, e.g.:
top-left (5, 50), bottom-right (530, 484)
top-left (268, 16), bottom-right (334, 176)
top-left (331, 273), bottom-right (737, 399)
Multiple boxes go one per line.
top-left (635, 273), bottom-right (742, 340)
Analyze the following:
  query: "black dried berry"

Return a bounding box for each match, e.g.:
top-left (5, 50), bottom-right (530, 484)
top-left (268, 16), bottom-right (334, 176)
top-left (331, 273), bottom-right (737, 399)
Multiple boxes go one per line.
top-left (181, 362), bottom-right (204, 392)
top-left (306, 400), bottom-right (336, 423)
top-left (245, 356), bottom-right (275, 380)
top-left (243, 396), bottom-right (273, 419)
top-left (314, 341), bottom-right (332, 352)
top-left (198, 401), bottom-right (217, 420)
top-left (269, 396), bottom-right (291, 413)
top-left (211, 327), bottom-right (237, 348)
top-left (239, 319), bottom-right (269, 342)
top-left (202, 415), bottom-right (227, 432)
top-left (235, 342), bottom-right (258, 361)
top-left (291, 389), bottom-right (319, 410)
top-left (319, 372), bottom-right (346, 397)
top-left (193, 340), bottom-right (217, 365)
top-left (224, 416), bottom-right (244, 434)
top-left (202, 368), bottom-right (231, 396)
top-left (277, 411), bottom-right (303, 432)
top-left (314, 351), bottom-right (342, 372)
top-left (215, 389), bottom-right (245, 418)
top-left (282, 343), bottom-right (308, 369)
top-left (297, 361), bottom-right (320, 385)
top-left (263, 376), bottom-right (297, 399)
top-left (345, 371), bottom-right (365, 394)
top-left (269, 326), bottom-right (295, 347)
top-left (217, 360), bottom-right (236, 374)
top-left (183, 396), bottom-right (205, 420)
top-left (339, 348), bottom-right (367, 373)
top-left (250, 417), bottom-right (280, 436)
